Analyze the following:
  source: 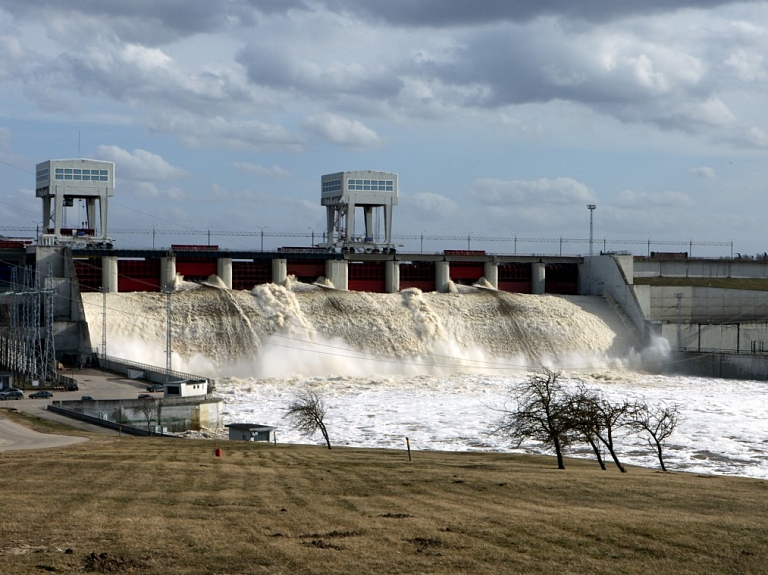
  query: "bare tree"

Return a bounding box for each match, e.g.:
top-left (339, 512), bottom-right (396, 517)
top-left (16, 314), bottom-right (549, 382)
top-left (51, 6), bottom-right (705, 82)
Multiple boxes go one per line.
top-left (132, 399), bottom-right (158, 436)
top-left (628, 401), bottom-right (681, 472)
top-left (285, 390), bottom-right (332, 449)
top-left (566, 384), bottom-right (607, 470)
top-left (573, 390), bottom-right (632, 473)
top-left (493, 367), bottom-right (571, 470)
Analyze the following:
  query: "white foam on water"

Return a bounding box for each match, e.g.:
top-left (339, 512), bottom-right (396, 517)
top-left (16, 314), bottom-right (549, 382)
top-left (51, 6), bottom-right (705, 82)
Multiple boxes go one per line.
top-left (81, 283), bottom-right (768, 478)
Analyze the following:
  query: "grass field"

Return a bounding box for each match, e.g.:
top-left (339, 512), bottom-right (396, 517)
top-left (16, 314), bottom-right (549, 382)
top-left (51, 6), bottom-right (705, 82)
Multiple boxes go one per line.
top-left (2, 408), bottom-right (767, 574)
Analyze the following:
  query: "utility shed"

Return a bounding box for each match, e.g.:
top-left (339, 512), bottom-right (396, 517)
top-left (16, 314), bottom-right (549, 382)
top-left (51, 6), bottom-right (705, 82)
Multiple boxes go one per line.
top-left (164, 379), bottom-right (208, 398)
top-left (227, 423), bottom-right (276, 442)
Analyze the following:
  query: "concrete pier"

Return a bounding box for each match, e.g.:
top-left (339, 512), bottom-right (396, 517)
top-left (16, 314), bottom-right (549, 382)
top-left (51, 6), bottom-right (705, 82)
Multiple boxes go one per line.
top-left (385, 260), bottom-right (400, 293)
top-left (161, 256), bottom-right (176, 291)
top-left (217, 257), bottom-right (232, 289)
top-left (436, 261), bottom-right (450, 293)
top-left (532, 262), bottom-right (546, 295)
top-left (272, 258), bottom-right (287, 285)
top-left (101, 256), bottom-right (118, 293)
top-left (325, 259), bottom-right (348, 290)
top-left (484, 261), bottom-right (499, 289)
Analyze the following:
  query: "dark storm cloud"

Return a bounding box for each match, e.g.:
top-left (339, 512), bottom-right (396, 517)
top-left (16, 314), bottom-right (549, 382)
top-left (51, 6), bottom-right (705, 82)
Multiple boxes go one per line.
top-left (0, 0), bottom-right (308, 43)
top-left (319, 0), bottom-right (762, 26)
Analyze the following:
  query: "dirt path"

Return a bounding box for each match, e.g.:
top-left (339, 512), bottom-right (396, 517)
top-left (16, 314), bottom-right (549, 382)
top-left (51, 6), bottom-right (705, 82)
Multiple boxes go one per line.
top-left (0, 415), bottom-right (88, 452)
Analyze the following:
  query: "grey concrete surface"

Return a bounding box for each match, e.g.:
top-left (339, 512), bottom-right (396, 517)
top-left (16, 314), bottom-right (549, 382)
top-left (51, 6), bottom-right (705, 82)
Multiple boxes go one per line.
top-left (0, 416), bottom-right (89, 451)
top-left (0, 368), bottom-right (165, 436)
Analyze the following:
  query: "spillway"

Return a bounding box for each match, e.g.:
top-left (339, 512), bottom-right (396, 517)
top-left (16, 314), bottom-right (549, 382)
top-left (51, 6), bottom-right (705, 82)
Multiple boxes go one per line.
top-left (81, 282), bottom-right (639, 378)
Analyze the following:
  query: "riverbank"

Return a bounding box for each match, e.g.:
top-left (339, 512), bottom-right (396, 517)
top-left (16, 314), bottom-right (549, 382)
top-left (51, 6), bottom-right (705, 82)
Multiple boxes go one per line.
top-left (1, 420), bottom-right (766, 575)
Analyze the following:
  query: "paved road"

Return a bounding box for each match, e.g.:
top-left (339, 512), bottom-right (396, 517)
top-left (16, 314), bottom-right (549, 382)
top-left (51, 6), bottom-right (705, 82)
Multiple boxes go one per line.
top-left (0, 415), bottom-right (89, 452)
top-left (0, 368), bottom-right (157, 435)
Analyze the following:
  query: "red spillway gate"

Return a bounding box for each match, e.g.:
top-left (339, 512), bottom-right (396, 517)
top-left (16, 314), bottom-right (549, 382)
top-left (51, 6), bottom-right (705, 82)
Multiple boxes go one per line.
top-left (348, 261), bottom-right (385, 293)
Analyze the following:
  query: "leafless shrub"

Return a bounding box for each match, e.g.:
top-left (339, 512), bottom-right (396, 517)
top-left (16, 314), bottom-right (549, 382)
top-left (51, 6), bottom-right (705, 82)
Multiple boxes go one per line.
top-left (285, 390), bottom-right (332, 449)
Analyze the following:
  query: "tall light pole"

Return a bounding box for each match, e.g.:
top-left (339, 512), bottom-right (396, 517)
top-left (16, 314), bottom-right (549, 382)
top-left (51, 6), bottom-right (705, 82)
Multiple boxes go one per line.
top-left (467, 231), bottom-right (472, 251)
top-left (150, 223), bottom-right (158, 250)
top-left (587, 204), bottom-right (596, 256)
top-left (674, 292), bottom-right (683, 350)
top-left (257, 226), bottom-right (267, 251)
top-left (308, 226), bottom-right (314, 246)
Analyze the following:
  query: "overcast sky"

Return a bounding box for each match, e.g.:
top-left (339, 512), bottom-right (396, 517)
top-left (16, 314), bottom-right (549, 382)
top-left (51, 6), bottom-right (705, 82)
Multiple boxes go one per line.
top-left (2, 0), bottom-right (768, 256)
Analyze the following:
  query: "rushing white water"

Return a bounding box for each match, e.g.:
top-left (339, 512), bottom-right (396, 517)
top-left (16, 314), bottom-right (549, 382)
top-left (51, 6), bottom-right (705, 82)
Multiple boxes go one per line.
top-left (81, 280), bottom-right (768, 479)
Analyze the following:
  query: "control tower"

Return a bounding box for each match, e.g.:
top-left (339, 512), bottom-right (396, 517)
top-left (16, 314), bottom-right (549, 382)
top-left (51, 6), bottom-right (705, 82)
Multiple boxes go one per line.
top-left (35, 159), bottom-right (115, 248)
top-left (321, 170), bottom-right (398, 253)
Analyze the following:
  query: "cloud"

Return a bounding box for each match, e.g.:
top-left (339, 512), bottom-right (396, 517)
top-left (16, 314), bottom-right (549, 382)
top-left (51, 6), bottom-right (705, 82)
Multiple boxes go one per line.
top-left (231, 162), bottom-right (290, 178)
top-left (404, 192), bottom-right (458, 220)
top-left (301, 114), bottom-right (383, 149)
top-left (318, 0), bottom-right (762, 27)
top-left (469, 177), bottom-right (596, 206)
top-left (689, 166), bottom-right (717, 179)
top-left (148, 113), bottom-right (304, 151)
top-left (614, 189), bottom-right (693, 208)
top-left (0, 0), bottom-right (307, 45)
top-left (727, 126), bottom-right (768, 148)
top-left (93, 146), bottom-right (189, 181)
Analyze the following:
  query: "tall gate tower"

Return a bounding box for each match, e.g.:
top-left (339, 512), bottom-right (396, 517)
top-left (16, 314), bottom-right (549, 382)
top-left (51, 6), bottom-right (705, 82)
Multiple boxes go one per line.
top-left (320, 170), bottom-right (398, 253)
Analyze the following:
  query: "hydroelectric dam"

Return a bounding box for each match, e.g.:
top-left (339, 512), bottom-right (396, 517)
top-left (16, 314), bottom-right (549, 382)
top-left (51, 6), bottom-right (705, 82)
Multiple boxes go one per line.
top-left (3, 160), bottom-right (768, 382)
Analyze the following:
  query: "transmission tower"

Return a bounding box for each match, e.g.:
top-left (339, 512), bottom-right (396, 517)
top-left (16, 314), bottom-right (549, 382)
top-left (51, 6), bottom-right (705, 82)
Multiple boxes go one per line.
top-left (43, 263), bottom-right (57, 381)
top-left (165, 289), bottom-right (172, 381)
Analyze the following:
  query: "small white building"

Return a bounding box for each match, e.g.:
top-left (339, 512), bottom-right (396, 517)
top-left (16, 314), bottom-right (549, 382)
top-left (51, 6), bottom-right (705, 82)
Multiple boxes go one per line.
top-left (227, 423), bottom-right (276, 442)
top-left (164, 379), bottom-right (208, 398)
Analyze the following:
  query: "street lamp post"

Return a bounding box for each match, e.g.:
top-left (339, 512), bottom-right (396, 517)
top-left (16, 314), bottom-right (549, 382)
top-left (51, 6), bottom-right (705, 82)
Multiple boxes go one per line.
top-left (308, 226), bottom-right (314, 247)
top-left (587, 204), bottom-right (596, 256)
top-left (467, 231), bottom-right (472, 251)
top-left (257, 226), bottom-right (267, 251)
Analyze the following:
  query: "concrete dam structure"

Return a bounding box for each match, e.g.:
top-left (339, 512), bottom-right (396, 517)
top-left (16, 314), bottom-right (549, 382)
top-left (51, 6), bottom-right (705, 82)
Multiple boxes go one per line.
top-left (3, 157), bottom-right (768, 381)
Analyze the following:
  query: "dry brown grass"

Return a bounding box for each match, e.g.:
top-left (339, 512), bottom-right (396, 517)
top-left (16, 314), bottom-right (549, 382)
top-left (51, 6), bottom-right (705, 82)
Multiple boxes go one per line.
top-left (1, 412), bottom-right (767, 574)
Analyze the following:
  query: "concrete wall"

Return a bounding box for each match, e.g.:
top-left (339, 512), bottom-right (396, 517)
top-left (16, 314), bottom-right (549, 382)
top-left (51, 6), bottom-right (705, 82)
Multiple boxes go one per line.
top-left (635, 259), bottom-right (768, 279)
top-left (659, 321), bottom-right (768, 353)
top-left (54, 396), bottom-right (223, 433)
top-left (647, 286), bottom-right (768, 324)
top-left (671, 351), bottom-right (768, 380)
top-left (580, 255), bottom-right (648, 339)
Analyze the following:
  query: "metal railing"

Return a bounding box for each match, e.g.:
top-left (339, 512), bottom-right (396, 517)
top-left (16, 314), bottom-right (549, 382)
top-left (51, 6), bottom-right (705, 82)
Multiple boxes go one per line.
top-left (95, 352), bottom-right (212, 386)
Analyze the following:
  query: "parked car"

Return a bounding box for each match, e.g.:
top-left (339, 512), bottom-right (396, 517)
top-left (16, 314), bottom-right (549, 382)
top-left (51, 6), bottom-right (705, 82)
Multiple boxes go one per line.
top-left (146, 384), bottom-right (165, 392)
top-left (81, 395), bottom-right (94, 401)
top-left (137, 393), bottom-right (154, 400)
top-left (0, 389), bottom-right (23, 400)
top-left (29, 390), bottom-right (53, 399)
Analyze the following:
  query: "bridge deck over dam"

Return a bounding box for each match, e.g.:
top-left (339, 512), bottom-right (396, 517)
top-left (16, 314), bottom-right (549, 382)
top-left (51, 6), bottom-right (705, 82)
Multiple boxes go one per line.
top-left (68, 247), bottom-right (584, 295)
